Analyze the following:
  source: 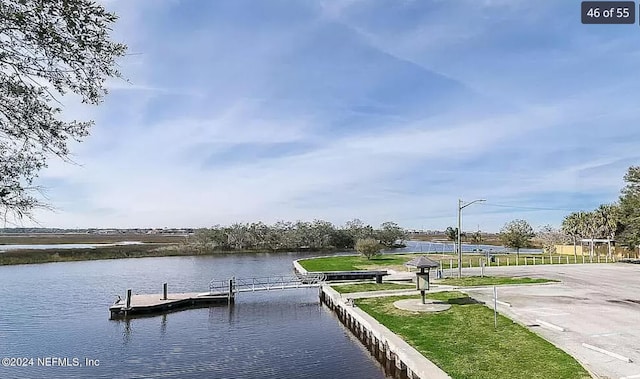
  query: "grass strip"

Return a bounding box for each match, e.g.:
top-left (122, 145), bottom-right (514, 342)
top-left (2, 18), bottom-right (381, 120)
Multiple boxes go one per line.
top-left (300, 253), bottom-right (612, 272)
top-left (331, 282), bottom-right (415, 294)
top-left (357, 291), bottom-right (589, 379)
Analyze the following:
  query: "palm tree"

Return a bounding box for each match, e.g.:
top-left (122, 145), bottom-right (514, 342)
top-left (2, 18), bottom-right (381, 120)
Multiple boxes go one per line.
top-left (581, 211), bottom-right (603, 257)
top-left (596, 203), bottom-right (620, 257)
top-left (562, 212), bottom-right (584, 259)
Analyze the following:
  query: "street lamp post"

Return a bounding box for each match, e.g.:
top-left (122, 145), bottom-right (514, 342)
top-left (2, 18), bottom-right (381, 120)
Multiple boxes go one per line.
top-left (457, 198), bottom-right (486, 278)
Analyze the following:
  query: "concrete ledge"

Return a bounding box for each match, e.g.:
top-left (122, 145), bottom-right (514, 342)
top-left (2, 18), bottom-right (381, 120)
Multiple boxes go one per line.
top-left (322, 285), bottom-right (451, 379)
top-left (292, 259), bottom-right (308, 275)
top-left (582, 343), bottom-right (633, 363)
top-left (535, 319), bottom-right (566, 332)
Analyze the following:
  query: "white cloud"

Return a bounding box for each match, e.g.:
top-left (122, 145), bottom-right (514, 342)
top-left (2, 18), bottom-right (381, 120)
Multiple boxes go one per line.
top-left (14, 0), bottom-right (639, 232)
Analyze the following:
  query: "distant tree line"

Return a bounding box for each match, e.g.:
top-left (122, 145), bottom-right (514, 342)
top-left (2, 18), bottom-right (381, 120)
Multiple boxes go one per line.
top-left (494, 166), bottom-right (640, 258)
top-left (188, 219), bottom-right (407, 252)
top-left (559, 166), bottom-right (640, 256)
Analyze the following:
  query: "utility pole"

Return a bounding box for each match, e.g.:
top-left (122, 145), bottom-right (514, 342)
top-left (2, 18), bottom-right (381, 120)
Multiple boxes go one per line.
top-left (458, 198), bottom-right (486, 278)
top-left (457, 199), bottom-right (462, 278)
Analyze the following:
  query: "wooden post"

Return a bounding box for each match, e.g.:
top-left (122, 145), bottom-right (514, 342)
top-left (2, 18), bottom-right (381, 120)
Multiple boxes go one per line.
top-left (542, 256), bottom-right (545, 264)
top-left (480, 260), bottom-right (484, 277)
top-left (493, 286), bottom-right (498, 329)
top-left (126, 289), bottom-right (132, 309)
top-left (228, 278), bottom-right (234, 305)
top-left (163, 282), bottom-right (168, 300)
top-left (582, 255), bottom-right (585, 264)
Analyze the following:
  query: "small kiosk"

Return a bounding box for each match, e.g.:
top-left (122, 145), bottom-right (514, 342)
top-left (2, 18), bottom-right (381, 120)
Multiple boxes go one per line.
top-left (405, 256), bottom-right (440, 304)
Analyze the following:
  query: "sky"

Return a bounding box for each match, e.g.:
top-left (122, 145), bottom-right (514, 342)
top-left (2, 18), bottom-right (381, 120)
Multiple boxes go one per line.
top-left (21, 0), bottom-right (640, 232)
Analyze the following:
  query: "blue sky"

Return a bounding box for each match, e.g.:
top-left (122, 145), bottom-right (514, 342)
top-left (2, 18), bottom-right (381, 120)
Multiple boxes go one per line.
top-left (26, 0), bottom-right (640, 232)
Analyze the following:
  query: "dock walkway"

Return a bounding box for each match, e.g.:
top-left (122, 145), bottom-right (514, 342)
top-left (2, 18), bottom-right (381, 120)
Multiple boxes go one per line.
top-left (110, 273), bottom-right (327, 319)
top-left (109, 292), bottom-right (229, 319)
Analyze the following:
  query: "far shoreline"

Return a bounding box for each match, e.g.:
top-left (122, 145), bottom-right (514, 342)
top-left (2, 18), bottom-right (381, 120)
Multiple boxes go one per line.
top-left (0, 243), bottom-right (359, 266)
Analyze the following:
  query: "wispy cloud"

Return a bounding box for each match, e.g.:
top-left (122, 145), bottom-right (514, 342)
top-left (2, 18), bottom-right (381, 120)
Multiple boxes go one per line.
top-left (22, 0), bottom-right (640, 231)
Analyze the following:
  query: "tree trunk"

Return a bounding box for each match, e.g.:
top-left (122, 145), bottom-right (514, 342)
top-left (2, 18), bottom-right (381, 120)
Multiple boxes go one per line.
top-left (573, 236), bottom-right (577, 259)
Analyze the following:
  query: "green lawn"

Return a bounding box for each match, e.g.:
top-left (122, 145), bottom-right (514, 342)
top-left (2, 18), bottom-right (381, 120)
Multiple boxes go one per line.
top-left (435, 276), bottom-right (558, 287)
top-left (357, 292), bottom-right (589, 379)
top-left (298, 254), bottom-right (412, 272)
top-left (331, 282), bottom-right (415, 294)
top-left (299, 253), bottom-right (612, 272)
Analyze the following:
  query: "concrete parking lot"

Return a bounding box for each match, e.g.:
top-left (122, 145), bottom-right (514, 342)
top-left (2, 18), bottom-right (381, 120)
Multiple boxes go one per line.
top-left (459, 263), bottom-right (640, 379)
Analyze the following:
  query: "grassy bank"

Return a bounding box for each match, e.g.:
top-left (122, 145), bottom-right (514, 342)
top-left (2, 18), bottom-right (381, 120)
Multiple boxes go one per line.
top-left (299, 253), bottom-right (614, 272)
top-left (0, 244), bottom-right (350, 266)
top-left (0, 244), bottom-right (186, 265)
top-left (331, 282), bottom-right (415, 294)
top-left (299, 254), bottom-right (411, 271)
top-left (357, 292), bottom-right (589, 379)
top-left (435, 276), bottom-right (557, 287)
top-left (0, 233), bottom-right (186, 245)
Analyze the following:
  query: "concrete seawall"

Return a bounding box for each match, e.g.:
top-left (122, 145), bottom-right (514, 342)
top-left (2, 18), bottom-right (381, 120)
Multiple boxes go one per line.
top-left (292, 259), bottom-right (308, 275)
top-left (320, 285), bottom-right (451, 379)
top-left (293, 258), bottom-right (388, 282)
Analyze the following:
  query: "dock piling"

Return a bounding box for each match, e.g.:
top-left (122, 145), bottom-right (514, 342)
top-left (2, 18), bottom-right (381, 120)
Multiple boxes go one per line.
top-left (163, 283), bottom-right (168, 300)
top-left (126, 289), bottom-right (132, 309)
top-left (228, 278), bottom-right (234, 305)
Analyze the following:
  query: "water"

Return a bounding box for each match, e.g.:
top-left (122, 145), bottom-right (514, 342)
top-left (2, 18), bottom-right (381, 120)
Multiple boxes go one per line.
top-left (388, 240), bottom-right (542, 254)
top-left (0, 252), bottom-right (389, 379)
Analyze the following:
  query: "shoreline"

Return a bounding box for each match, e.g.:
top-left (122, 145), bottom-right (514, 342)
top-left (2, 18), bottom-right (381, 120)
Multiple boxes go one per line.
top-left (0, 244), bottom-right (355, 266)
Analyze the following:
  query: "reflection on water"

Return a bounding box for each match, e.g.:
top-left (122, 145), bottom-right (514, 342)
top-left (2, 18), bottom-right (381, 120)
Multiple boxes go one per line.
top-left (0, 253), bottom-right (389, 379)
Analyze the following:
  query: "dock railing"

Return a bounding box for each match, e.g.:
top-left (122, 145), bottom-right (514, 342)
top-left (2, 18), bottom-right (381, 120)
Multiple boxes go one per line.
top-left (208, 273), bottom-right (326, 294)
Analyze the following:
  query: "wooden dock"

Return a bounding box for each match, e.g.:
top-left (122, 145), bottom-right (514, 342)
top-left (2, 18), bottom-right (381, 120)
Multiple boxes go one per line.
top-left (109, 291), bottom-right (231, 319)
top-left (110, 275), bottom-right (326, 319)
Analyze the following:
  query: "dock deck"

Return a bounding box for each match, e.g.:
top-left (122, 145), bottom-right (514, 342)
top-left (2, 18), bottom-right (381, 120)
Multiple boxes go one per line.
top-left (109, 292), bottom-right (230, 319)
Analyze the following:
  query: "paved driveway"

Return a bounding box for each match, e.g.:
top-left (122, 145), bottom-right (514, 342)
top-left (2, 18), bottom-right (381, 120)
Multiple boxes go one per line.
top-left (459, 263), bottom-right (640, 379)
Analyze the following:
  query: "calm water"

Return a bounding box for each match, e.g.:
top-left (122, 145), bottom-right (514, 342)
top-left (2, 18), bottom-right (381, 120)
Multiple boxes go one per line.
top-left (0, 252), bottom-right (389, 379)
top-left (392, 240), bottom-right (542, 254)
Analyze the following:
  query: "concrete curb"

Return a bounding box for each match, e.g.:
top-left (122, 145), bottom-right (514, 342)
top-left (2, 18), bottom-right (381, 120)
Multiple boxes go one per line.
top-left (322, 285), bottom-right (451, 379)
top-left (292, 259), bottom-right (308, 275)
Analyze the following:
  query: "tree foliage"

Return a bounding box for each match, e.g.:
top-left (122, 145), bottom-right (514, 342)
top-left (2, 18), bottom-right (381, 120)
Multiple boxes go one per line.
top-left (499, 219), bottom-right (535, 259)
top-left (536, 224), bottom-right (567, 255)
top-left (445, 226), bottom-right (459, 241)
top-left (0, 0), bottom-right (126, 220)
top-left (355, 238), bottom-right (382, 260)
top-left (345, 218), bottom-right (375, 241)
top-left (377, 221), bottom-right (407, 247)
top-left (619, 166), bottom-right (640, 249)
top-left (188, 219), bottom-right (406, 253)
top-left (470, 230), bottom-right (482, 245)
